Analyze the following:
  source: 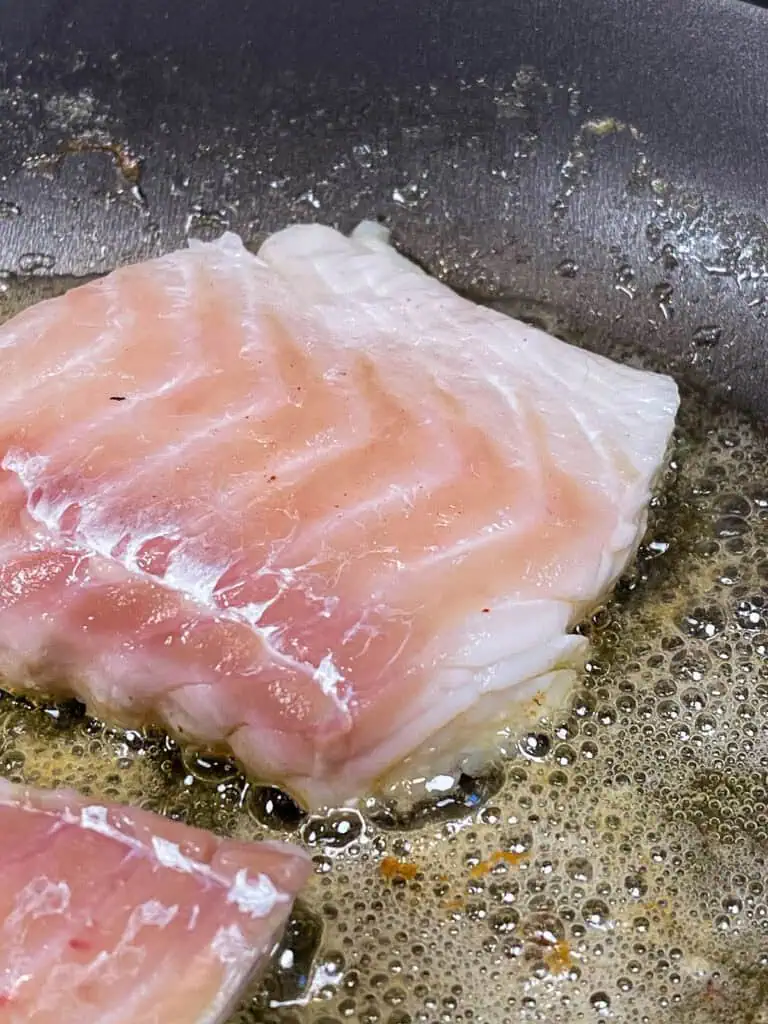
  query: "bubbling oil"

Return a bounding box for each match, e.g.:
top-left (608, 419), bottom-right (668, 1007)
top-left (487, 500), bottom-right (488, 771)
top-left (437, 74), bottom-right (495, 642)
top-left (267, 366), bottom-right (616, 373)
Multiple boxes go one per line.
top-left (1, 275), bottom-right (767, 1022)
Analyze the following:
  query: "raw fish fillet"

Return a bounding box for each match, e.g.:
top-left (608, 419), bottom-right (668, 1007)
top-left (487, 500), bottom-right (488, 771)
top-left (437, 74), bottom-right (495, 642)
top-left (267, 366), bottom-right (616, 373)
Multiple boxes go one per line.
top-left (0, 222), bottom-right (679, 807)
top-left (0, 778), bottom-right (310, 1022)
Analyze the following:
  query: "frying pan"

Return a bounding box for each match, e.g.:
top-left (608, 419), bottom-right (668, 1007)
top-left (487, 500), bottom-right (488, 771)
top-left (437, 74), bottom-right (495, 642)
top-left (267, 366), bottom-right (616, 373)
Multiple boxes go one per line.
top-left (2, 0), bottom-right (768, 1020)
top-left (3, 0), bottom-right (768, 419)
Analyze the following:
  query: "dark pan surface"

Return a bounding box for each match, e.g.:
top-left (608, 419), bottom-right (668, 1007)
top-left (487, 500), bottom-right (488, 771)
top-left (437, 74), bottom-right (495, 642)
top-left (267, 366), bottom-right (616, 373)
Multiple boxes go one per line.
top-left (1, 0), bottom-right (768, 417)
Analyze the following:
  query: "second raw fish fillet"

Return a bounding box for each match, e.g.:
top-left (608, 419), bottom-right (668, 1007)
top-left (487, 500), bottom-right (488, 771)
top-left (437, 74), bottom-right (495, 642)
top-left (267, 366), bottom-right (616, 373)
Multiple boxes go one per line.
top-left (0, 779), bottom-right (310, 1022)
top-left (0, 222), bottom-right (679, 807)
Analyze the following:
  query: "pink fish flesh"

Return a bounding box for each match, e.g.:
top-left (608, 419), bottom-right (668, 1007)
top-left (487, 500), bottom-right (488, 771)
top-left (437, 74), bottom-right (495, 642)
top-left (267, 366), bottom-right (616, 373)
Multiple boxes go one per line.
top-left (0, 778), bottom-right (310, 1022)
top-left (0, 222), bottom-right (679, 807)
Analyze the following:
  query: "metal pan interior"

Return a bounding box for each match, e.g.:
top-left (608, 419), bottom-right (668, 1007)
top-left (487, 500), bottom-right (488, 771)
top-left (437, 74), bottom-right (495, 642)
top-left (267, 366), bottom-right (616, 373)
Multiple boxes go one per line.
top-left (2, 1), bottom-right (768, 1020)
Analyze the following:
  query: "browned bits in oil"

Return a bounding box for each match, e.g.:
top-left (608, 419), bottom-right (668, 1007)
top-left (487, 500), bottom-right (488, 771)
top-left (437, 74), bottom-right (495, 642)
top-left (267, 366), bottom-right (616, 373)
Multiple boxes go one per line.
top-left (469, 850), bottom-right (528, 878)
top-left (544, 939), bottom-right (574, 975)
top-left (379, 856), bottom-right (420, 881)
top-left (526, 690), bottom-right (547, 712)
top-left (442, 895), bottom-right (466, 911)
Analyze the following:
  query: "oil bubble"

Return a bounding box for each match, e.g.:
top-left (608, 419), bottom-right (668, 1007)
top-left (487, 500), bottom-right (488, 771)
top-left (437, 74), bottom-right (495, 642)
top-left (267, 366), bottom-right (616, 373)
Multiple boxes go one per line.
top-left (582, 899), bottom-right (611, 928)
top-left (249, 785), bottom-right (306, 831)
top-left (18, 252), bottom-right (55, 273)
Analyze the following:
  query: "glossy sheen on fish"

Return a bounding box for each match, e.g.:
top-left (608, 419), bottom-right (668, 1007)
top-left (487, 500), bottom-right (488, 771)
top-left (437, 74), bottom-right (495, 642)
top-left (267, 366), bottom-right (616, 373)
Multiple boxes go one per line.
top-left (0, 223), bottom-right (679, 807)
top-left (0, 779), bottom-right (310, 1023)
